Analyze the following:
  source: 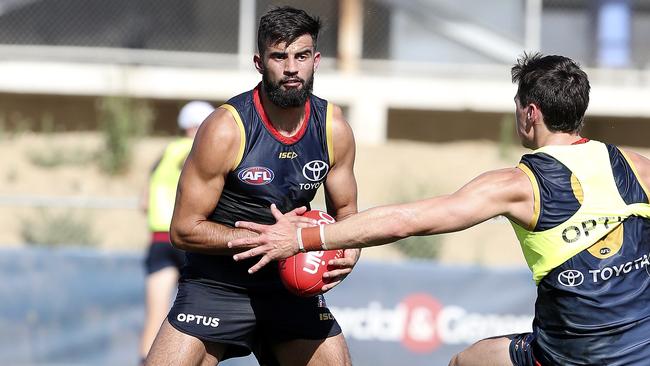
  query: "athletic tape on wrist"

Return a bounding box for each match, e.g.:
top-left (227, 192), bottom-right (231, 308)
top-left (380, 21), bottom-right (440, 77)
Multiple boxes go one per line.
top-left (319, 225), bottom-right (328, 250)
top-left (296, 228), bottom-right (306, 253)
top-left (301, 226), bottom-right (322, 251)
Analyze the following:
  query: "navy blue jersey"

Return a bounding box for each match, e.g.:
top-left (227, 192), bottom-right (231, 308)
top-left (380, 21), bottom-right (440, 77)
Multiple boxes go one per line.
top-left (183, 85), bottom-right (335, 288)
top-left (516, 142), bottom-right (650, 365)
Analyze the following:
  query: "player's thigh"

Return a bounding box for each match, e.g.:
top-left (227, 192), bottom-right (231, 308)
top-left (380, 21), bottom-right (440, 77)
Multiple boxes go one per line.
top-left (168, 279), bottom-right (259, 361)
top-left (253, 291), bottom-right (344, 362)
top-left (449, 335), bottom-right (513, 366)
top-left (145, 319), bottom-right (226, 366)
top-left (272, 333), bottom-right (351, 366)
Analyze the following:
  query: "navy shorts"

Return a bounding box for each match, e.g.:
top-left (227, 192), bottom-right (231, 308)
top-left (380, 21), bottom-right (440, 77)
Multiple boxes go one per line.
top-left (509, 333), bottom-right (541, 366)
top-left (167, 278), bottom-right (342, 361)
top-left (144, 233), bottom-right (185, 274)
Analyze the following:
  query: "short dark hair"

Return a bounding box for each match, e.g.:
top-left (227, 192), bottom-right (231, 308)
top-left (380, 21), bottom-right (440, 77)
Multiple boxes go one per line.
top-left (257, 6), bottom-right (321, 56)
top-left (512, 53), bottom-right (590, 133)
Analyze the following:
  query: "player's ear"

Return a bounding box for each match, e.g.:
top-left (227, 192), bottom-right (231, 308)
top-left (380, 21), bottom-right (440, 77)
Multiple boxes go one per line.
top-left (527, 104), bottom-right (541, 125)
top-left (253, 53), bottom-right (264, 74)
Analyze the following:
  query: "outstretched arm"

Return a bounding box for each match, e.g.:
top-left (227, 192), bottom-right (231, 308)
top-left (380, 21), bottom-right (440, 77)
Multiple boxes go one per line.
top-left (230, 167), bottom-right (534, 273)
top-left (325, 168), bottom-right (533, 248)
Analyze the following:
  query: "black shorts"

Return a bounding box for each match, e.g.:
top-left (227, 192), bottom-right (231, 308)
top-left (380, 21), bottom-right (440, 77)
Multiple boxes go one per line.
top-left (167, 278), bottom-right (342, 361)
top-left (144, 238), bottom-right (186, 275)
top-left (509, 333), bottom-right (541, 366)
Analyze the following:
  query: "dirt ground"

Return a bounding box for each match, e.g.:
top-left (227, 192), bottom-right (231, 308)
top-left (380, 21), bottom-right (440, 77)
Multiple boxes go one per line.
top-left (3, 132), bottom-right (645, 267)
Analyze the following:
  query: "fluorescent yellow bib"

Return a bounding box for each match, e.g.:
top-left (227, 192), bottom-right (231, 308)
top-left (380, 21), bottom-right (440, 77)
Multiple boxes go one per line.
top-left (510, 141), bottom-right (650, 284)
top-left (148, 138), bottom-right (193, 232)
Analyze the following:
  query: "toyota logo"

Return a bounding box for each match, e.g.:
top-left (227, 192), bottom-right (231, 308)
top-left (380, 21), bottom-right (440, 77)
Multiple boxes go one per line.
top-left (302, 160), bottom-right (329, 182)
top-left (557, 270), bottom-right (584, 287)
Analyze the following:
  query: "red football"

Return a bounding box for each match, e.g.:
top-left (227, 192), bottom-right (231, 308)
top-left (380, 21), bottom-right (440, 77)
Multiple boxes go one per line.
top-left (278, 210), bottom-right (344, 297)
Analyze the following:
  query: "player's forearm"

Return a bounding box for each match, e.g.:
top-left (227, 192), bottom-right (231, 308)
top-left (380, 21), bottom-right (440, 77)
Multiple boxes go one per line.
top-left (324, 205), bottom-right (413, 250)
top-left (171, 219), bottom-right (256, 254)
top-left (334, 205), bottom-right (362, 251)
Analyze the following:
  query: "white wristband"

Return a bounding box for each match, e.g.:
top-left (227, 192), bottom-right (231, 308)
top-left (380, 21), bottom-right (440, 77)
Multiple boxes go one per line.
top-left (319, 225), bottom-right (328, 250)
top-left (296, 227), bottom-right (306, 253)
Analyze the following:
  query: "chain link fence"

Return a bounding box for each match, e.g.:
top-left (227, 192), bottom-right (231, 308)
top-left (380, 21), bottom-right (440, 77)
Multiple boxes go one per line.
top-left (0, 0), bottom-right (523, 65)
top-left (1, 0), bottom-right (650, 66)
top-left (0, 0), bottom-right (239, 52)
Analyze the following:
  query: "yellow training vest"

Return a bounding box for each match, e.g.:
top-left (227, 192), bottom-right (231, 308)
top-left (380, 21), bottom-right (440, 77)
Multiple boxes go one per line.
top-left (510, 141), bottom-right (650, 284)
top-left (147, 138), bottom-right (193, 232)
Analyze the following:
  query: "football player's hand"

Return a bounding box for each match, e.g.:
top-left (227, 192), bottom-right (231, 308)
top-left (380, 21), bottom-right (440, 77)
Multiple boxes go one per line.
top-left (321, 248), bottom-right (360, 292)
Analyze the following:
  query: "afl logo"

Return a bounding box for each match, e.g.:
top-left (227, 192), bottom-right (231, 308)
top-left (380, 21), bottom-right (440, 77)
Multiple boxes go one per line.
top-left (302, 160), bottom-right (329, 182)
top-left (557, 270), bottom-right (584, 287)
top-left (238, 166), bottom-right (274, 185)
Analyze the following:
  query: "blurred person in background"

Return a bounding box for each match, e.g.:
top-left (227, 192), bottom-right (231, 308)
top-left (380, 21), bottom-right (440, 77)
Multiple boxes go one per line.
top-left (139, 101), bottom-right (214, 364)
top-left (145, 6), bottom-right (359, 366)
top-left (229, 53), bottom-right (650, 366)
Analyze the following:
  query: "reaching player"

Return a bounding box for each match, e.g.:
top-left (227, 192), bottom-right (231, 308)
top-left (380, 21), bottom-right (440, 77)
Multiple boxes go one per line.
top-left (144, 6), bottom-right (360, 366)
top-left (139, 100), bottom-right (214, 363)
top-left (228, 53), bottom-right (650, 366)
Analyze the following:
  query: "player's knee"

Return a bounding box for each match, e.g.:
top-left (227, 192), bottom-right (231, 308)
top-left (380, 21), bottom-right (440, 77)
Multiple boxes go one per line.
top-left (326, 338), bottom-right (352, 366)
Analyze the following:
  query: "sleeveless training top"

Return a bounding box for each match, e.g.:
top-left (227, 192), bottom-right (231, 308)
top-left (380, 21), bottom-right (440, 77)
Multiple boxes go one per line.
top-left (148, 137), bottom-right (193, 232)
top-left (510, 140), bottom-right (650, 365)
top-left (182, 85), bottom-right (335, 288)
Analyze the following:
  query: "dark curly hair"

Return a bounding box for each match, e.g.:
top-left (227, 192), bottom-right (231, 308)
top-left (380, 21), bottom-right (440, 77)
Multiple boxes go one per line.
top-left (512, 53), bottom-right (590, 133)
top-left (257, 6), bottom-right (321, 56)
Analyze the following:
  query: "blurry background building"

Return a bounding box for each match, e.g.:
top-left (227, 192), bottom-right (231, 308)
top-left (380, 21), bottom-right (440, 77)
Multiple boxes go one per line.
top-left (1, 0), bottom-right (650, 145)
top-left (1, 1), bottom-right (650, 364)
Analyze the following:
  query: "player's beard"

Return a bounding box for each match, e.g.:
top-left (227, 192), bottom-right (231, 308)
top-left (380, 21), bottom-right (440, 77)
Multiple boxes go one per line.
top-left (262, 70), bottom-right (314, 109)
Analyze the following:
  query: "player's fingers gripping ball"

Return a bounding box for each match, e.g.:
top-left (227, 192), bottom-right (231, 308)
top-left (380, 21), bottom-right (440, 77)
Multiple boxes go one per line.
top-left (278, 210), bottom-right (344, 296)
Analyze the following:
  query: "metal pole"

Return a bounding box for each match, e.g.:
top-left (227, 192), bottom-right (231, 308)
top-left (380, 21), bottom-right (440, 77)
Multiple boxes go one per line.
top-left (338, 0), bottom-right (363, 73)
top-left (525, 0), bottom-right (542, 52)
top-left (238, 0), bottom-right (256, 70)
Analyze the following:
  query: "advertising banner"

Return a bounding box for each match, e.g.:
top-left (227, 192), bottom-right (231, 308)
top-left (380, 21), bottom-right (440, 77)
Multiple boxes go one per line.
top-left (0, 248), bottom-right (535, 365)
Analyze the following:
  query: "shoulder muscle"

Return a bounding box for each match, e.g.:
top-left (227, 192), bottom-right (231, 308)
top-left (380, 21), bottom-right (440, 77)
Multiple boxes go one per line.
top-left (621, 149), bottom-right (650, 195)
top-left (183, 107), bottom-right (242, 181)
